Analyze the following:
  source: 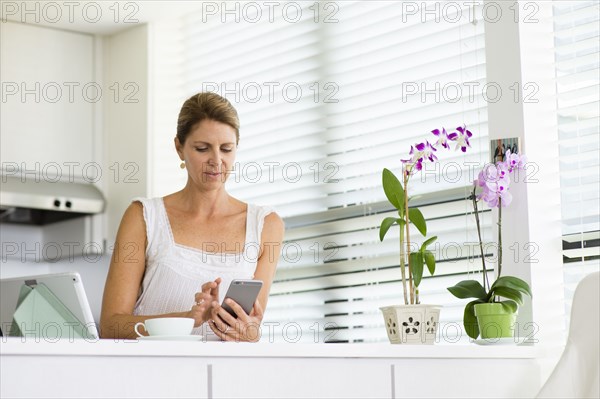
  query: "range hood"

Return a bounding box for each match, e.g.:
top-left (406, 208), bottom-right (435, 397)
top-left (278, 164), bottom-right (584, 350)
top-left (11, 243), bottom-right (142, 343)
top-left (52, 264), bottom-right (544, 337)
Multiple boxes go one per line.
top-left (0, 175), bottom-right (105, 225)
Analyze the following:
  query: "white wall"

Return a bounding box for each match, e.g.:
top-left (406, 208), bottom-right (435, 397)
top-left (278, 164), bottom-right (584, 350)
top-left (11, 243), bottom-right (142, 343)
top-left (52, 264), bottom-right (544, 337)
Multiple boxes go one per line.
top-left (102, 24), bottom-right (149, 245)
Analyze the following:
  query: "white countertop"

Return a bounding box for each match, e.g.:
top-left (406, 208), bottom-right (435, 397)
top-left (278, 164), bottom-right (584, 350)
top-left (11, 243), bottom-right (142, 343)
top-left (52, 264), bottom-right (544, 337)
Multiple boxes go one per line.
top-left (0, 337), bottom-right (543, 359)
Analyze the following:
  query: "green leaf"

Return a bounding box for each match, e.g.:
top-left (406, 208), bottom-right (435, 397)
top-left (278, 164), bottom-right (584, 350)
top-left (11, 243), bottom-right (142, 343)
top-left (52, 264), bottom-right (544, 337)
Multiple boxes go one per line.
top-left (464, 300), bottom-right (484, 340)
top-left (379, 217), bottom-right (399, 241)
top-left (408, 208), bottom-right (427, 236)
top-left (492, 286), bottom-right (524, 305)
top-left (447, 280), bottom-right (487, 300)
top-left (424, 250), bottom-right (436, 275)
top-left (382, 168), bottom-right (404, 210)
top-left (492, 276), bottom-right (532, 298)
top-left (410, 252), bottom-right (424, 287)
top-left (499, 300), bottom-right (518, 314)
top-left (395, 194), bottom-right (405, 218)
top-left (420, 236), bottom-right (437, 251)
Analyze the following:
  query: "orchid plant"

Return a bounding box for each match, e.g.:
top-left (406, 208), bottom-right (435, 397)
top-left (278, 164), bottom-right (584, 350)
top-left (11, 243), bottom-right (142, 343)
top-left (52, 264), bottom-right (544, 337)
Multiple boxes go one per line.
top-left (447, 148), bottom-right (532, 339)
top-left (379, 126), bottom-right (473, 305)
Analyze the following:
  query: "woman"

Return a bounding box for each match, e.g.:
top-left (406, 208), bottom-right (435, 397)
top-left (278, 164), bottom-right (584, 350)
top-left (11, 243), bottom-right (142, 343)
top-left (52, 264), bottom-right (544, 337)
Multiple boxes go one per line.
top-left (100, 92), bottom-right (284, 341)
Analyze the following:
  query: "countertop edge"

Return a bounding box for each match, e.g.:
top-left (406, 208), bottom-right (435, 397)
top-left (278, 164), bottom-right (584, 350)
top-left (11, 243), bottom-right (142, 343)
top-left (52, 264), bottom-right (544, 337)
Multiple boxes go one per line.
top-left (0, 338), bottom-right (552, 359)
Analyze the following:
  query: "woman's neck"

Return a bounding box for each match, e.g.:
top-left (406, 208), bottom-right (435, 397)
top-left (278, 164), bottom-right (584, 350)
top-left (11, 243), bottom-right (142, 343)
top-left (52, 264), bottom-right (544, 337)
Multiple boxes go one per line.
top-left (174, 182), bottom-right (234, 218)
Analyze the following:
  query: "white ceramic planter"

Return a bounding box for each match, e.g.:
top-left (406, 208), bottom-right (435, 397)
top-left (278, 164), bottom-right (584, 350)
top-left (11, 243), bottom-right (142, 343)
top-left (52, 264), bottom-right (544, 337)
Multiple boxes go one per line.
top-left (380, 304), bottom-right (442, 344)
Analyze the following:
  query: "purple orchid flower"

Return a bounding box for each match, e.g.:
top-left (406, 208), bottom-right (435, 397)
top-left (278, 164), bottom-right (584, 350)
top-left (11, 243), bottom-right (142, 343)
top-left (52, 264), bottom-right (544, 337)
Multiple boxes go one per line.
top-left (402, 141), bottom-right (438, 175)
top-left (503, 148), bottom-right (527, 172)
top-left (454, 125), bottom-right (473, 152)
top-left (432, 128), bottom-right (450, 149)
top-left (402, 126), bottom-right (474, 176)
top-left (412, 141), bottom-right (438, 162)
top-left (423, 141), bottom-right (438, 162)
top-left (476, 162), bottom-right (513, 208)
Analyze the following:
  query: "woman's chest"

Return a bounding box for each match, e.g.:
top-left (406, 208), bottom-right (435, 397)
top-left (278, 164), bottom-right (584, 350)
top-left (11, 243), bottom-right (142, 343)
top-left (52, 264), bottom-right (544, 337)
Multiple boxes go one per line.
top-left (168, 212), bottom-right (248, 253)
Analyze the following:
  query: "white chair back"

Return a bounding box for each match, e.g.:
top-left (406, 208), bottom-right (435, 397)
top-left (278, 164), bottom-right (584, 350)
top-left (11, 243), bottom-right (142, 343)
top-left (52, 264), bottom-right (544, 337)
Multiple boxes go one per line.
top-left (537, 271), bottom-right (599, 398)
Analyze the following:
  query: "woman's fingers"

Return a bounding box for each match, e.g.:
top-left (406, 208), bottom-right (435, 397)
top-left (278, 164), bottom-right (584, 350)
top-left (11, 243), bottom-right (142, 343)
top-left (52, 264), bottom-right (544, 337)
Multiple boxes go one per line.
top-left (189, 292), bottom-right (214, 326)
top-left (210, 278), bottom-right (221, 299)
top-left (201, 278), bottom-right (219, 293)
top-left (223, 298), bottom-right (251, 323)
top-left (250, 299), bottom-right (264, 320)
top-left (209, 318), bottom-right (234, 341)
top-left (202, 278), bottom-right (221, 303)
top-left (194, 292), bottom-right (212, 307)
top-left (213, 300), bottom-right (240, 326)
top-left (200, 282), bottom-right (212, 293)
top-left (209, 300), bottom-right (242, 340)
top-left (207, 300), bottom-right (262, 342)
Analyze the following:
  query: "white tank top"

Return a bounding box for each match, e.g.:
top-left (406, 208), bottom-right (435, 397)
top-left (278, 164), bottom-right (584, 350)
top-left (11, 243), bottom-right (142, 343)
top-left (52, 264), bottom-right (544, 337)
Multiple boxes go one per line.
top-left (131, 197), bottom-right (275, 339)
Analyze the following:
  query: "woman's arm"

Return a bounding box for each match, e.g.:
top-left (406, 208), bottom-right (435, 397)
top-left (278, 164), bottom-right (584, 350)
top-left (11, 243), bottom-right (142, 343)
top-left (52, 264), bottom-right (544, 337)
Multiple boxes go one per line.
top-left (99, 202), bottom-right (149, 339)
top-left (254, 212), bottom-right (285, 311)
top-left (210, 212), bottom-right (285, 341)
top-left (99, 202), bottom-right (213, 339)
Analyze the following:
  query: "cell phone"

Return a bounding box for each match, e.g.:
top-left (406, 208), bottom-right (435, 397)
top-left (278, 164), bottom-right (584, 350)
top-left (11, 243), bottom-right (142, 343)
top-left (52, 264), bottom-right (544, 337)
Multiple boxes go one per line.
top-left (221, 279), bottom-right (263, 318)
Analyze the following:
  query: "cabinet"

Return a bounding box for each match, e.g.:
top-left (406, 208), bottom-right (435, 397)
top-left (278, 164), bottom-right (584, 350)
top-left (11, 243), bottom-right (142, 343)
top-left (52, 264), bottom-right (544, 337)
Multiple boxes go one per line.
top-left (211, 359), bottom-right (391, 398)
top-left (0, 340), bottom-right (543, 399)
top-left (0, 22), bottom-right (95, 172)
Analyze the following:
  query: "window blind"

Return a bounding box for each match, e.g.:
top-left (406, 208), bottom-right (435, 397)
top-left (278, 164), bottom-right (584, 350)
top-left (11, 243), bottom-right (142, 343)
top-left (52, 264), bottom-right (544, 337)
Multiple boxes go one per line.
top-left (553, 0), bottom-right (600, 323)
top-left (150, 1), bottom-right (491, 343)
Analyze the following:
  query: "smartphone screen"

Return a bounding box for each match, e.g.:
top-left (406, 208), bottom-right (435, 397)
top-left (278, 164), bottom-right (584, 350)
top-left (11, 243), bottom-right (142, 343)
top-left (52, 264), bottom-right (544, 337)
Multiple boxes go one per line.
top-left (221, 279), bottom-right (263, 318)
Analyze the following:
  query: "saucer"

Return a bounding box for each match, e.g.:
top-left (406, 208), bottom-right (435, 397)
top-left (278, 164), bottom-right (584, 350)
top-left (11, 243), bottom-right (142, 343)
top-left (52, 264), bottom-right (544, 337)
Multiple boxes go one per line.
top-left (137, 335), bottom-right (203, 341)
top-left (474, 337), bottom-right (527, 346)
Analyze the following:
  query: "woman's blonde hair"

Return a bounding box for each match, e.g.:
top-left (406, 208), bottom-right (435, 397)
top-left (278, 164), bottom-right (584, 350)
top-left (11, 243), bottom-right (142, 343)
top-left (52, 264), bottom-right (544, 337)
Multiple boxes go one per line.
top-left (176, 92), bottom-right (240, 144)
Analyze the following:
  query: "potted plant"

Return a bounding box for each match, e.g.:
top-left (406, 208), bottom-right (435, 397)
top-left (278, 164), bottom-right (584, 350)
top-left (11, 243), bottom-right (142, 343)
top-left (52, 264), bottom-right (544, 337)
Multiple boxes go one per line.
top-left (379, 126), bottom-right (473, 344)
top-left (447, 148), bottom-right (532, 341)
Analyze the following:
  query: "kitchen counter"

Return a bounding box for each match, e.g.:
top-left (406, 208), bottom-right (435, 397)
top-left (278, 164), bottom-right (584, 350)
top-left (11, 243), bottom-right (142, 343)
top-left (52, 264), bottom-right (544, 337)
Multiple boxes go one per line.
top-left (1, 338), bottom-right (544, 398)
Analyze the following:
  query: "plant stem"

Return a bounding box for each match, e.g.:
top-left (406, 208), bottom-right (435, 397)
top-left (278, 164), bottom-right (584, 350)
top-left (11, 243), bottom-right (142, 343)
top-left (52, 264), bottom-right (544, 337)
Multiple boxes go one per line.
top-left (498, 197), bottom-right (503, 278)
top-left (471, 190), bottom-right (490, 291)
top-left (403, 172), bottom-right (414, 304)
top-left (399, 223), bottom-right (409, 305)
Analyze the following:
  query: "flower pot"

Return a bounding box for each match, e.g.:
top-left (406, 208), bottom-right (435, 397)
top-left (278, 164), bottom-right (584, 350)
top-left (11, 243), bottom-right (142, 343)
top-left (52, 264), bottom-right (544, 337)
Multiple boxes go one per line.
top-left (379, 304), bottom-right (441, 344)
top-left (474, 303), bottom-right (517, 339)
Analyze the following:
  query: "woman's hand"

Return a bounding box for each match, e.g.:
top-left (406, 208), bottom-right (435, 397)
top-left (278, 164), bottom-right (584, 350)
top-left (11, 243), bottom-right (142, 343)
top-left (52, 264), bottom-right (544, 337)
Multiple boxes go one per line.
top-left (187, 278), bottom-right (222, 327)
top-left (209, 299), bottom-right (264, 342)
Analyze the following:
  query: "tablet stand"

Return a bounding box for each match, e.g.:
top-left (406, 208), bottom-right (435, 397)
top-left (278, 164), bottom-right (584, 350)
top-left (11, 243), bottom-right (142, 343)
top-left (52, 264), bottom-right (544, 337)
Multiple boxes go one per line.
top-left (10, 281), bottom-right (88, 339)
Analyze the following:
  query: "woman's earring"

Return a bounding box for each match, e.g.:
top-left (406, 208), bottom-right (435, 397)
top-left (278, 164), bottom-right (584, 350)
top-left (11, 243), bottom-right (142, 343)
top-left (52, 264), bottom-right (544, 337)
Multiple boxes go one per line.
top-left (180, 161), bottom-right (186, 169)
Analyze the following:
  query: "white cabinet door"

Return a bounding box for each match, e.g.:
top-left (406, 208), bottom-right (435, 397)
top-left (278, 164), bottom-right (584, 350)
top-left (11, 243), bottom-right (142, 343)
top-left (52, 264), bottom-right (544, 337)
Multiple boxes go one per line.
top-left (2, 355), bottom-right (209, 399)
top-left (1, 22), bottom-right (94, 176)
top-left (393, 358), bottom-right (540, 398)
top-left (212, 358), bottom-right (392, 399)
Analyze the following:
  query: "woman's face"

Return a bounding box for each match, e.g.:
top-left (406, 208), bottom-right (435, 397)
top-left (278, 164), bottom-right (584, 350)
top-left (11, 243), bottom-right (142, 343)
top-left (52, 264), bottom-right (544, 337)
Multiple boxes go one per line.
top-left (175, 119), bottom-right (237, 189)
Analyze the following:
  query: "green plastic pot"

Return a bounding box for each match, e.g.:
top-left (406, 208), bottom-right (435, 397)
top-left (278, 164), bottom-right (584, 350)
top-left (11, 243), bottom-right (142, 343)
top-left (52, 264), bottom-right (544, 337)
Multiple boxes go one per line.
top-left (474, 303), bottom-right (517, 339)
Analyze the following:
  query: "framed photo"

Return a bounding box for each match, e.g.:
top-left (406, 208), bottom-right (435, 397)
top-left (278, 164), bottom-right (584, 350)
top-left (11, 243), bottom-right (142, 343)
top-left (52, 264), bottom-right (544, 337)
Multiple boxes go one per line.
top-left (490, 138), bottom-right (521, 164)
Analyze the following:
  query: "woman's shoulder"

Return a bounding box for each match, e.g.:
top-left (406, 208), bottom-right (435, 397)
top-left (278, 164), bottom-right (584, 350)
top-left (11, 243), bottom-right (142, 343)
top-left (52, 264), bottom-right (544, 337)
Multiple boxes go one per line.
top-left (130, 196), bottom-right (163, 208)
top-left (232, 196), bottom-right (283, 236)
top-left (125, 197), bottom-right (166, 227)
top-left (251, 203), bottom-right (284, 238)
top-left (243, 200), bottom-right (280, 220)
top-left (263, 211), bottom-right (284, 233)
top-left (115, 199), bottom-right (149, 243)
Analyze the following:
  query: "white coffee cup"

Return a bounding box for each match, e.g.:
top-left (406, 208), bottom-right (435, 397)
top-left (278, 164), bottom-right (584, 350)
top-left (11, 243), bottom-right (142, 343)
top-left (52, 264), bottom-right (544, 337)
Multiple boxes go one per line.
top-left (134, 317), bottom-right (195, 337)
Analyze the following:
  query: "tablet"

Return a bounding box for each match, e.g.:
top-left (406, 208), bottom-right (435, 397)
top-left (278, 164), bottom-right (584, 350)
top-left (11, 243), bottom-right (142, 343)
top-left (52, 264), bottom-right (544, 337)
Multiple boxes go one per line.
top-left (0, 272), bottom-right (98, 339)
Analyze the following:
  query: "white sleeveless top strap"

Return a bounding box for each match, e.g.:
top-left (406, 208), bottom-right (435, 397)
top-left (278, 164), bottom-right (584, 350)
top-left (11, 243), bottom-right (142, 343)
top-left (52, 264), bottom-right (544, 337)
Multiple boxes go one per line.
top-left (131, 197), bottom-right (275, 339)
